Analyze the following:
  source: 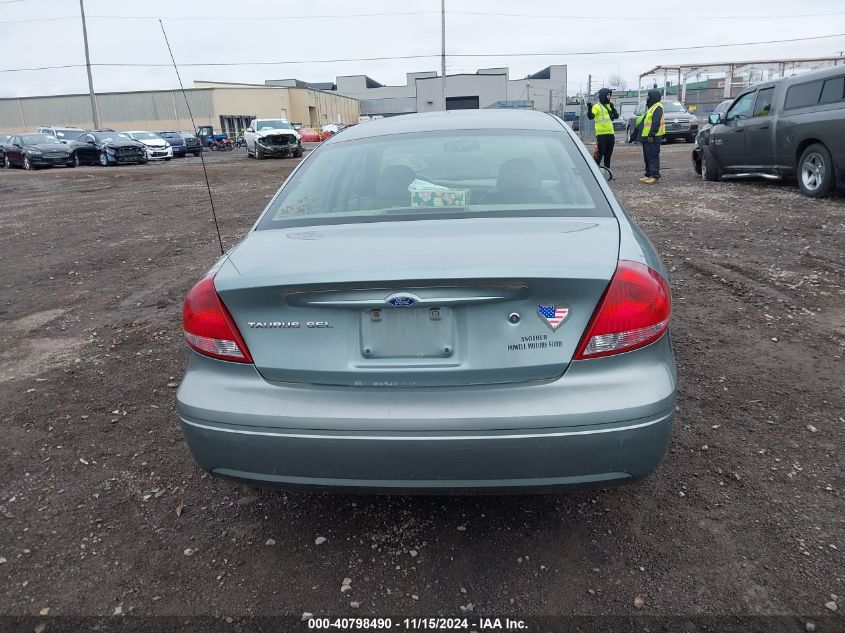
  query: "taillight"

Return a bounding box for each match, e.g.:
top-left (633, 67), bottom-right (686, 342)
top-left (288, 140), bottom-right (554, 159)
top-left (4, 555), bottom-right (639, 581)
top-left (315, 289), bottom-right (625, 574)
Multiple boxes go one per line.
top-left (182, 276), bottom-right (253, 363)
top-left (574, 261), bottom-right (671, 360)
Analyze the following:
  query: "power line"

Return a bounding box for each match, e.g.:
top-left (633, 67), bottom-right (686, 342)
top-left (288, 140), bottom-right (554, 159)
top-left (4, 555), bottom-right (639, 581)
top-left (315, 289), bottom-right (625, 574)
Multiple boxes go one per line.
top-left (0, 32), bottom-right (843, 74)
top-left (450, 10), bottom-right (845, 20)
top-left (448, 33), bottom-right (845, 58)
top-left (0, 11), bottom-right (440, 24)
top-left (3, 10), bottom-right (843, 23)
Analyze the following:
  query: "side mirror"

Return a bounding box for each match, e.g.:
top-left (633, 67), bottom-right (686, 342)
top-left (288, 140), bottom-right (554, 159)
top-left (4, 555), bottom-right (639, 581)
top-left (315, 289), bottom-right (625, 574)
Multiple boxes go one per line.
top-left (708, 113), bottom-right (722, 125)
top-left (246, 127), bottom-right (254, 133)
top-left (598, 166), bottom-right (613, 182)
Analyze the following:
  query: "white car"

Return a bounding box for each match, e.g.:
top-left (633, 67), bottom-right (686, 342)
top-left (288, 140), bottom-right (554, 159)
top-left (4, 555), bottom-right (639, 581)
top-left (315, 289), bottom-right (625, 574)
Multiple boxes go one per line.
top-left (125, 131), bottom-right (173, 161)
top-left (244, 119), bottom-right (302, 159)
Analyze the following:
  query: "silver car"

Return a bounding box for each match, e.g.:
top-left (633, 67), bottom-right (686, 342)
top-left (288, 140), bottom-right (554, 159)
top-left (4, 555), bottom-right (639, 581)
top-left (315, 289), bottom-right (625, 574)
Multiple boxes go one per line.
top-left (177, 110), bottom-right (676, 493)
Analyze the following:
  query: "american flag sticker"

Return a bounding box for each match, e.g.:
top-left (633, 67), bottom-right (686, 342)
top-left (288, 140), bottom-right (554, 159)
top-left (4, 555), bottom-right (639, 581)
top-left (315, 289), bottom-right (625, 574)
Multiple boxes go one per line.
top-left (537, 305), bottom-right (570, 330)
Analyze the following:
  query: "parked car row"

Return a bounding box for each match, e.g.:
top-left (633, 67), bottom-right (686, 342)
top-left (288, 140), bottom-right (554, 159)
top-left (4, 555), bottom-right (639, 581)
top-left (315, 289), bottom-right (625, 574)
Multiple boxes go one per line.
top-left (1, 127), bottom-right (204, 170)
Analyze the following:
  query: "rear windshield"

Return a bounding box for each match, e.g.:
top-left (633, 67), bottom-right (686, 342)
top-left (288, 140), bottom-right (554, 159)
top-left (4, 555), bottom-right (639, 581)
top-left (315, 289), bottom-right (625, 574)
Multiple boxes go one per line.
top-left (130, 132), bottom-right (161, 140)
top-left (258, 129), bottom-right (610, 229)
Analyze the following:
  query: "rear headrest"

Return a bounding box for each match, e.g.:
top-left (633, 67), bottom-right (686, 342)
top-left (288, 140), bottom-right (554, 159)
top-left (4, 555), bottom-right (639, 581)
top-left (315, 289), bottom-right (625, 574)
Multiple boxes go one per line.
top-left (376, 164), bottom-right (416, 200)
top-left (496, 158), bottom-right (541, 193)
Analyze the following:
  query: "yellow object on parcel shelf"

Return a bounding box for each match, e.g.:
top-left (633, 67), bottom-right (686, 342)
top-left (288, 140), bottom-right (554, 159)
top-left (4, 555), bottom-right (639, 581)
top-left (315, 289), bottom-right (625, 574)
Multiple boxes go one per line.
top-left (408, 179), bottom-right (470, 208)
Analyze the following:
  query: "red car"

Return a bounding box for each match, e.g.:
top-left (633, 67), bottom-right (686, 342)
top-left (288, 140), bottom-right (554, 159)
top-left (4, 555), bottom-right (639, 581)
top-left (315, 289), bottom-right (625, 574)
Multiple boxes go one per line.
top-left (299, 128), bottom-right (331, 143)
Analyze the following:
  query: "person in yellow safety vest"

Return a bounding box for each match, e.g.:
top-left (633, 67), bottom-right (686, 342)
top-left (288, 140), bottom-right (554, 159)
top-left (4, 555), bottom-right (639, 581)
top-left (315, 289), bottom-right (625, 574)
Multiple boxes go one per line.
top-left (635, 89), bottom-right (666, 184)
top-left (586, 88), bottom-right (619, 168)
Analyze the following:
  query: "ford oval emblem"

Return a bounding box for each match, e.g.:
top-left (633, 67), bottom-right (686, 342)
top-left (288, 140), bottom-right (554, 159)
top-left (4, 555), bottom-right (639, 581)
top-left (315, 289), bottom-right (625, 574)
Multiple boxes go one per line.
top-left (386, 293), bottom-right (419, 307)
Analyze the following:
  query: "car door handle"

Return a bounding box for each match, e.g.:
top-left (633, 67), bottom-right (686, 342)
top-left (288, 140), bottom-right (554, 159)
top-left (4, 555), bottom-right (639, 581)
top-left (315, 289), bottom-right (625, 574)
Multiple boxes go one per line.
top-left (755, 124), bottom-right (770, 130)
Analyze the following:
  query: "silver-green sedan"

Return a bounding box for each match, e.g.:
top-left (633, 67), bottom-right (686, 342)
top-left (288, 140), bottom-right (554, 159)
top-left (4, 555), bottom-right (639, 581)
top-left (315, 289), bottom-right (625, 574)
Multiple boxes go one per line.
top-left (177, 110), bottom-right (676, 493)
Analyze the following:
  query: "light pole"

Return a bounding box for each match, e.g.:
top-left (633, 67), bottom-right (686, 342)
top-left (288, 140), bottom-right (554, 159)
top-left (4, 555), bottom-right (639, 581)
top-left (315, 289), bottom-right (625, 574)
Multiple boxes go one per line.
top-left (79, 0), bottom-right (101, 129)
top-left (440, 0), bottom-right (446, 110)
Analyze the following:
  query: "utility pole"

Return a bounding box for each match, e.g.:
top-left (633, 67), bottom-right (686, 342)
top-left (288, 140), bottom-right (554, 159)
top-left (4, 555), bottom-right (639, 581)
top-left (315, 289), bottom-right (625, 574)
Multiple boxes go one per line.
top-left (79, 0), bottom-right (101, 129)
top-left (440, 0), bottom-right (447, 110)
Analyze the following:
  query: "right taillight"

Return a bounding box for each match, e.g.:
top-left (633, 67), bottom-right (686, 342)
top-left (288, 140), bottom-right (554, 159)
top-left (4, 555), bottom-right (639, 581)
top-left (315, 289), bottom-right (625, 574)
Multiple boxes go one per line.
top-left (182, 276), bottom-right (253, 363)
top-left (574, 260), bottom-right (671, 360)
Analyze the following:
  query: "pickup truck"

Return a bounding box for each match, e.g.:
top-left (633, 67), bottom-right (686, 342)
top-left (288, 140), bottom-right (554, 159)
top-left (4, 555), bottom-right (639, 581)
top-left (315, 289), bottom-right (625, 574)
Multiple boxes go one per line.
top-left (244, 119), bottom-right (302, 159)
top-left (694, 66), bottom-right (845, 197)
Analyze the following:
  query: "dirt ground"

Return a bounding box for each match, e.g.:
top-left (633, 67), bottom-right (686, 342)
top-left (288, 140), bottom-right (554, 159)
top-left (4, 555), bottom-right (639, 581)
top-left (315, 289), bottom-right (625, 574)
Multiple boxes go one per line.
top-left (0, 141), bottom-right (843, 628)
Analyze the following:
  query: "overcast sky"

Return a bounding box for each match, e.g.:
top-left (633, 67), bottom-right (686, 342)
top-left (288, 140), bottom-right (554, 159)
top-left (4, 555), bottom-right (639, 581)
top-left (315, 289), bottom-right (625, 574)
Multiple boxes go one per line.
top-left (1, 0), bottom-right (844, 99)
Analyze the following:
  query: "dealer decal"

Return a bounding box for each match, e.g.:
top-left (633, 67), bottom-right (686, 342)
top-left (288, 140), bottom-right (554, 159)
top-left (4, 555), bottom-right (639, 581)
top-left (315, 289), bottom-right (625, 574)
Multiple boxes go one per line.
top-left (507, 334), bottom-right (563, 352)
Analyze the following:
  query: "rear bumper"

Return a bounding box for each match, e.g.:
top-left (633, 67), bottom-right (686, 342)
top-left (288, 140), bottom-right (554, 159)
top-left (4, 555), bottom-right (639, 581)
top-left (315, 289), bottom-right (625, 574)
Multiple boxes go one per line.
top-left (180, 411), bottom-right (672, 493)
top-left (176, 336), bottom-right (676, 492)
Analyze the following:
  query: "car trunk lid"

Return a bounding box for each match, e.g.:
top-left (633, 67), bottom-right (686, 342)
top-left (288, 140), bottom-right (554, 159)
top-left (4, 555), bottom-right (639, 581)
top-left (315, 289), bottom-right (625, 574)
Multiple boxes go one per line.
top-left (216, 217), bottom-right (619, 387)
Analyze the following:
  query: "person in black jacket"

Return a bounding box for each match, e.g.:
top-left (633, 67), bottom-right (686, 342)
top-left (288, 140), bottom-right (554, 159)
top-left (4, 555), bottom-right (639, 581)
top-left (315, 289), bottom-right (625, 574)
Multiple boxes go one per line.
top-left (586, 88), bottom-right (619, 168)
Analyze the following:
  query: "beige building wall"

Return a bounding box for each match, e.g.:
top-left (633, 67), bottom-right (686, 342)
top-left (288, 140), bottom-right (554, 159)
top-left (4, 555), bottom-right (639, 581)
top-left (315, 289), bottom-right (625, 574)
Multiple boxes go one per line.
top-left (197, 82), bottom-right (360, 127)
top-left (0, 84), bottom-right (359, 134)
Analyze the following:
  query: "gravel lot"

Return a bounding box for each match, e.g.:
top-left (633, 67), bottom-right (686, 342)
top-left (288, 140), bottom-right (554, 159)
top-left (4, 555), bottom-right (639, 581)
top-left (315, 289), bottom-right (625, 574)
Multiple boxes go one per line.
top-left (1, 142), bottom-right (843, 627)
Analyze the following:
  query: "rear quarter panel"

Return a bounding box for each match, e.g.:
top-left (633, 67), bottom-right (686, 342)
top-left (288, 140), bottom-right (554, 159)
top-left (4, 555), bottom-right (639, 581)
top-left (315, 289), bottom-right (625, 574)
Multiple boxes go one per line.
top-left (775, 99), bottom-right (845, 175)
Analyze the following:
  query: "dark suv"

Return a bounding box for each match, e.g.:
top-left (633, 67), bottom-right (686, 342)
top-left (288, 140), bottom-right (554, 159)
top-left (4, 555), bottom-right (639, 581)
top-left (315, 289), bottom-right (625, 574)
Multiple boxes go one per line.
top-left (695, 66), bottom-right (845, 197)
top-left (625, 99), bottom-right (698, 143)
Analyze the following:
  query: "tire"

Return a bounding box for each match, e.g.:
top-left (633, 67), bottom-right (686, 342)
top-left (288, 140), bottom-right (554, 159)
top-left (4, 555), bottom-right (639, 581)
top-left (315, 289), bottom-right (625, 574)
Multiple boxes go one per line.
top-left (66, 159), bottom-right (75, 168)
top-left (24, 155), bottom-right (35, 171)
top-left (798, 143), bottom-right (835, 198)
top-left (293, 147), bottom-right (303, 158)
top-left (99, 151), bottom-right (109, 167)
top-left (702, 145), bottom-right (721, 182)
top-left (165, 157), bottom-right (172, 161)
top-left (626, 126), bottom-right (634, 144)
top-left (692, 151), bottom-right (702, 175)
top-left (193, 151), bottom-right (201, 157)
top-left (4, 155), bottom-right (10, 169)
top-left (256, 145), bottom-right (265, 160)
top-left (0, 154), bottom-right (4, 168)
top-left (73, 152), bottom-right (82, 167)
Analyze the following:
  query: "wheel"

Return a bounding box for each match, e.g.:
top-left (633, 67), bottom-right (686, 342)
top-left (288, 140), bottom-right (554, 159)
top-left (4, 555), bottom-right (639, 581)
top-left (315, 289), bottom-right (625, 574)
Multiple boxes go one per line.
top-left (24, 155), bottom-right (35, 171)
top-left (293, 147), bottom-right (303, 158)
top-left (66, 159), bottom-right (75, 168)
top-left (798, 143), bottom-right (835, 198)
top-left (99, 151), bottom-right (109, 166)
top-left (139, 159), bottom-right (148, 165)
top-left (702, 145), bottom-right (721, 182)
top-left (626, 126), bottom-right (634, 143)
top-left (73, 152), bottom-right (82, 167)
top-left (692, 151), bottom-right (702, 175)
top-left (256, 145), bottom-right (265, 159)
top-left (3, 155), bottom-right (10, 168)
top-left (0, 154), bottom-right (4, 168)
top-left (165, 157), bottom-right (172, 161)
top-left (193, 151), bottom-right (201, 157)
top-left (687, 135), bottom-right (695, 143)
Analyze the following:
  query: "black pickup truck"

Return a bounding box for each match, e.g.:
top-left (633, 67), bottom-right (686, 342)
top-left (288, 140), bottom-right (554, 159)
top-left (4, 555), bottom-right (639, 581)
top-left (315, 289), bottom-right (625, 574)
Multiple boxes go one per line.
top-left (693, 66), bottom-right (845, 197)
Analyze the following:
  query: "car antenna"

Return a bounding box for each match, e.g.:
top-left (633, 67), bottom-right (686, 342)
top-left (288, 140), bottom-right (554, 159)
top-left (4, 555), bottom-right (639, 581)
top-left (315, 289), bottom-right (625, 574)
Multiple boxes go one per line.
top-left (158, 19), bottom-right (225, 256)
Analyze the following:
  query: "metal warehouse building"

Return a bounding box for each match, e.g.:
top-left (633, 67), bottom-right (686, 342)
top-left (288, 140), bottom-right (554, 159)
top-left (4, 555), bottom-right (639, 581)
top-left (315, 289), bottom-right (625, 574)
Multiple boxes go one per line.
top-left (267, 65), bottom-right (568, 117)
top-left (0, 82), bottom-right (360, 135)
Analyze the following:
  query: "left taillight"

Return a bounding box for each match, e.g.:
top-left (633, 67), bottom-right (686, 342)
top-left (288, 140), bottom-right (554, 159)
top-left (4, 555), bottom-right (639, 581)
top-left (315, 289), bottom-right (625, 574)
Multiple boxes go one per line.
top-left (182, 276), bottom-right (253, 363)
